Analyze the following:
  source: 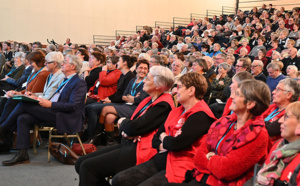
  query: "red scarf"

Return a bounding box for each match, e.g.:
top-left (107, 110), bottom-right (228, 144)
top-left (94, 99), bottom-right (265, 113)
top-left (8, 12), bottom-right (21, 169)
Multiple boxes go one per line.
top-left (207, 113), bottom-right (265, 155)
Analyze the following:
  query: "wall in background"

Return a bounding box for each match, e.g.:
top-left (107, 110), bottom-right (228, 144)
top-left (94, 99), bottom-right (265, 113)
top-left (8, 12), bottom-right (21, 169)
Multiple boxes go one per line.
top-left (0, 0), bottom-right (235, 45)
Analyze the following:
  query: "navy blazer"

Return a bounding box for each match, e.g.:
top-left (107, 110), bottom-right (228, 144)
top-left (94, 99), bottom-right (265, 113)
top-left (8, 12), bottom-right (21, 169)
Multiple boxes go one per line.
top-left (51, 74), bottom-right (87, 133)
top-left (6, 66), bottom-right (33, 88)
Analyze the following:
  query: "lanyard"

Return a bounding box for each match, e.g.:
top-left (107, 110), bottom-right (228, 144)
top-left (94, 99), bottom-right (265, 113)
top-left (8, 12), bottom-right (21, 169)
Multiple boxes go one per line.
top-left (47, 74), bottom-right (53, 85)
top-left (6, 67), bottom-right (16, 76)
top-left (215, 121), bottom-right (236, 155)
top-left (27, 67), bottom-right (44, 84)
top-left (53, 78), bottom-right (70, 94)
top-left (264, 108), bottom-right (284, 122)
top-left (130, 77), bottom-right (145, 96)
top-left (136, 100), bottom-right (152, 118)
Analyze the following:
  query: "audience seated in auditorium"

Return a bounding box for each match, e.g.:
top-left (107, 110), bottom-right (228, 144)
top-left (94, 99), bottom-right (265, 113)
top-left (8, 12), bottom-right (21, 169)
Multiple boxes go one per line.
top-left (0, 55), bottom-right (87, 166)
top-left (165, 80), bottom-right (271, 186)
top-left (75, 66), bottom-right (175, 186)
top-left (113, 72), bottom-right (216, 185)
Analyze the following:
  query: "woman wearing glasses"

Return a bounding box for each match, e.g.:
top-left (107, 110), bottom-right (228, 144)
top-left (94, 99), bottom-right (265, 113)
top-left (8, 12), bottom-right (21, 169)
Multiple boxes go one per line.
top-left (256, 101), bottom-right (300, 185)
top-left (165, 80), bottom-right (271, 185)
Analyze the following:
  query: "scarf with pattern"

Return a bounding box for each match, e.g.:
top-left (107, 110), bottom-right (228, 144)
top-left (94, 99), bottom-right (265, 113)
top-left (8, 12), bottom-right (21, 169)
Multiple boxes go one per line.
top-left (256, 139), bottom-right (300, 185)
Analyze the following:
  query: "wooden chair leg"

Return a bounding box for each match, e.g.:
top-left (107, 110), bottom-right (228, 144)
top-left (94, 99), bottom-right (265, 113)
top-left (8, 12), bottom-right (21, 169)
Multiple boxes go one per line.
top-left (64, 133), bottom-right (71, 146)
top-left (76, 133), bottom-right (86, 155)
top-left (33, 125), bottom-right (38, 154)
top-left (48, 129), bottom-right (52, 163)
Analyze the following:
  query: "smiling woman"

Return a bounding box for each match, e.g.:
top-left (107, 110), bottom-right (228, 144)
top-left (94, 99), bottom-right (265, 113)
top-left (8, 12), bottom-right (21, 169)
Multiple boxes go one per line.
top-left (256, 101), bottom-right (300, 185)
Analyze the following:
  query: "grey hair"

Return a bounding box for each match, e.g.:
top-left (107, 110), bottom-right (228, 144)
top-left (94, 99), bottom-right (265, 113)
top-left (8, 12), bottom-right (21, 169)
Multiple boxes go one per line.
top-left (150, 66), bottom-right (175, 91)
top-left (218, 62), bottom-right (231, 71)
top-left (267, 62), bottom-right (281, 71)
top-left (47, 44), bottom-right (56, 52)
top-left (240, 47), bottom-right (248, 53)
top-left (45, 52), bottom-right (64, 68)
top-left (253, 60), bottom-right (264, 68)
top-left (151, 54), bottom-right (162, 65)
top-left (14, 52), bottom-right (24, 58)
top-left (172, 60), bottom-right (184, 71)
top-left (287, 65), bottom-right (298, 73)
top-left (66, 55), bottom-right (83, 74)
top-left (138, 53), bottom-right (150, 61)
top-left (279, 78), bottom-right (300, 102)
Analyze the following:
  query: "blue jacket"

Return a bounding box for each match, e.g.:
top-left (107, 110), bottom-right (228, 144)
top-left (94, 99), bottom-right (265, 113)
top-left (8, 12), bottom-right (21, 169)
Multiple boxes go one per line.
top-left (51, 74), bottom-right (87, 133)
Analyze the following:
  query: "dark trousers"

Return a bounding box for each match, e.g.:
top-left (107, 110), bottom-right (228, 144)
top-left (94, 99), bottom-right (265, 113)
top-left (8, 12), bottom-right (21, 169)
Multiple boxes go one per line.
top-left (112, 159), bottom-right (167, 186)
top-left (0, 98), bottom-right (19, 124)
top-left (163, 179), bottom-right (202, 186)
top-left (1, 102), bottom-right (56, 149)
top-left (85, 102), bottom-right (114, 138)
top-left (75, 140), bottom-right (137, 186)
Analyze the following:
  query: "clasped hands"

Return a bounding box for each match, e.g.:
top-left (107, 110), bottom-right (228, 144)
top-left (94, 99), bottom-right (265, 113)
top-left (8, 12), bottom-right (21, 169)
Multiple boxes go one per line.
top-left (117, 117), bottom-right (141, 142)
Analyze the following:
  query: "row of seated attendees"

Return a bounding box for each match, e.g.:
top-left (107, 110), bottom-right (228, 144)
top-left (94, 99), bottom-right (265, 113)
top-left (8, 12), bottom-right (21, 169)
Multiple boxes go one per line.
top-left (0, 3), bottom-right (299, 185)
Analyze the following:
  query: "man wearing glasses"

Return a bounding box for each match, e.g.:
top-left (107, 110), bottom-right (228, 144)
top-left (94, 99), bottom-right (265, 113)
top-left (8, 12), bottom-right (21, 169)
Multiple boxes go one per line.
top-left (251, 60), bottom-right (266, 82)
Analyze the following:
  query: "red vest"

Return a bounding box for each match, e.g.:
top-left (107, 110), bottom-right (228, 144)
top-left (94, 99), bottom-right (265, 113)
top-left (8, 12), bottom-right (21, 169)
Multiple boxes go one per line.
top-left (88, 69), bottom-right (122, 101)
top-left (164, 100), bottom-right (217, 183)
top-left (265, 139), bottom-right (300, 183)
top-left (132, 94), bottom-right (175, 165)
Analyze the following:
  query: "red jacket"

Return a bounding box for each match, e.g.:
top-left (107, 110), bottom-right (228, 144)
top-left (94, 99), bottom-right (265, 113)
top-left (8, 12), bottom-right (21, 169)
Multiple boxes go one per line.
top-left (88, 70), bottom-right (122, 101)
top-left (194, 115), bottom-right (269, 186)
top-left (133, 94), bottom-right (175, 165)
top-left (165, 100), bottom-right (216, 183)
top-left (264, 139), bottom-right (300, 183)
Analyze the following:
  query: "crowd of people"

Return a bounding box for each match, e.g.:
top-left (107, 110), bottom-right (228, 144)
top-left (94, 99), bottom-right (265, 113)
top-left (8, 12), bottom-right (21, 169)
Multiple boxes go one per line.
top-left (0, 3), bottom-right (300, 186)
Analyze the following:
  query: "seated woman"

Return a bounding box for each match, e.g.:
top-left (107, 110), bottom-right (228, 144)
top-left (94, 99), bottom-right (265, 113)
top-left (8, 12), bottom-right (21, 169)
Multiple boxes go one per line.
top-left (112, 72), bottom-right (216, 186)
top-left (0, 50), bottom-right (50, 124)
top-left (83, 51), bottom-right (106, 91)
top-left (75, 66), bottom-right (175, 186)
top-left (210, 62), bottom-right (231, 105)
top-left (86, 56), bottom-right (122, 105)
top-left (262, 78), bottom-right (300, 144)
top-left (85, 55), bottom-right (135, 141)
top-left (256, 101), bottom-right (300, 185)
top-left (191, 58), bottom-right (212, 103)
top-left (286, 65), bottom-right (298, 79)
top-left (165, 79), bottom-right (271, 186)
top-left (91, 59), bottom-right (150, 145)
top-left (254, 48), bottom-right (268, 67)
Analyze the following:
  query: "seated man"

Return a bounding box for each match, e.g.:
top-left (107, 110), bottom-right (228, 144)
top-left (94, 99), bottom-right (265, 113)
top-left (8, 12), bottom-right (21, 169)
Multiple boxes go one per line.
top-left (0, 55), bottom-right (87, 166)
top-left (266, 62), bottom-right (286, 93)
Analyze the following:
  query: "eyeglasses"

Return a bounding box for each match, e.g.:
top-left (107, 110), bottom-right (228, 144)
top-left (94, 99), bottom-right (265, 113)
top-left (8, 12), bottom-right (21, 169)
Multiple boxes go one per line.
top-left (274, 87), bottom-right (290, 93)
top-left (251, 65), bottom-right (260, 68)
top-left (45, 61), bottom-right (55, 64)
top-left (235, 65), bottom-right (244, 68)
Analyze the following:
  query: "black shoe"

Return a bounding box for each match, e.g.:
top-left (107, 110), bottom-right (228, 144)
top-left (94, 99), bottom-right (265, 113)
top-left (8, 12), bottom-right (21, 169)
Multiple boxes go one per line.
top-left (105, 131), bottom-right (115, 146)
top-left (2, 149), bottom-right (30, 166)
top-left (90, 132), bottom-right (106, 146)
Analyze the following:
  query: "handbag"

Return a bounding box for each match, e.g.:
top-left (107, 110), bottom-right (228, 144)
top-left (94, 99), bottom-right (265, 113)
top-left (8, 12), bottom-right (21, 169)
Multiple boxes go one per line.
top-left (72, 143), bottom-right (97, 156)
top-left (50, 142), bottom-right (78, 165)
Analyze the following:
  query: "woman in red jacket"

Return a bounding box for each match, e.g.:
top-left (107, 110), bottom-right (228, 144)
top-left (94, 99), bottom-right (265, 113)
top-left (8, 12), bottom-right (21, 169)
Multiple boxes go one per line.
top-left (166, 80), bottom-right (271, 186)
top-left (85, 56), bottom-right (122, 105)
top-left (112, 72), bottom-right (216, 186)
top-left (256, 101), bottom-right (300, 185)
top-left (75, 66), bottom-right (175, 186)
